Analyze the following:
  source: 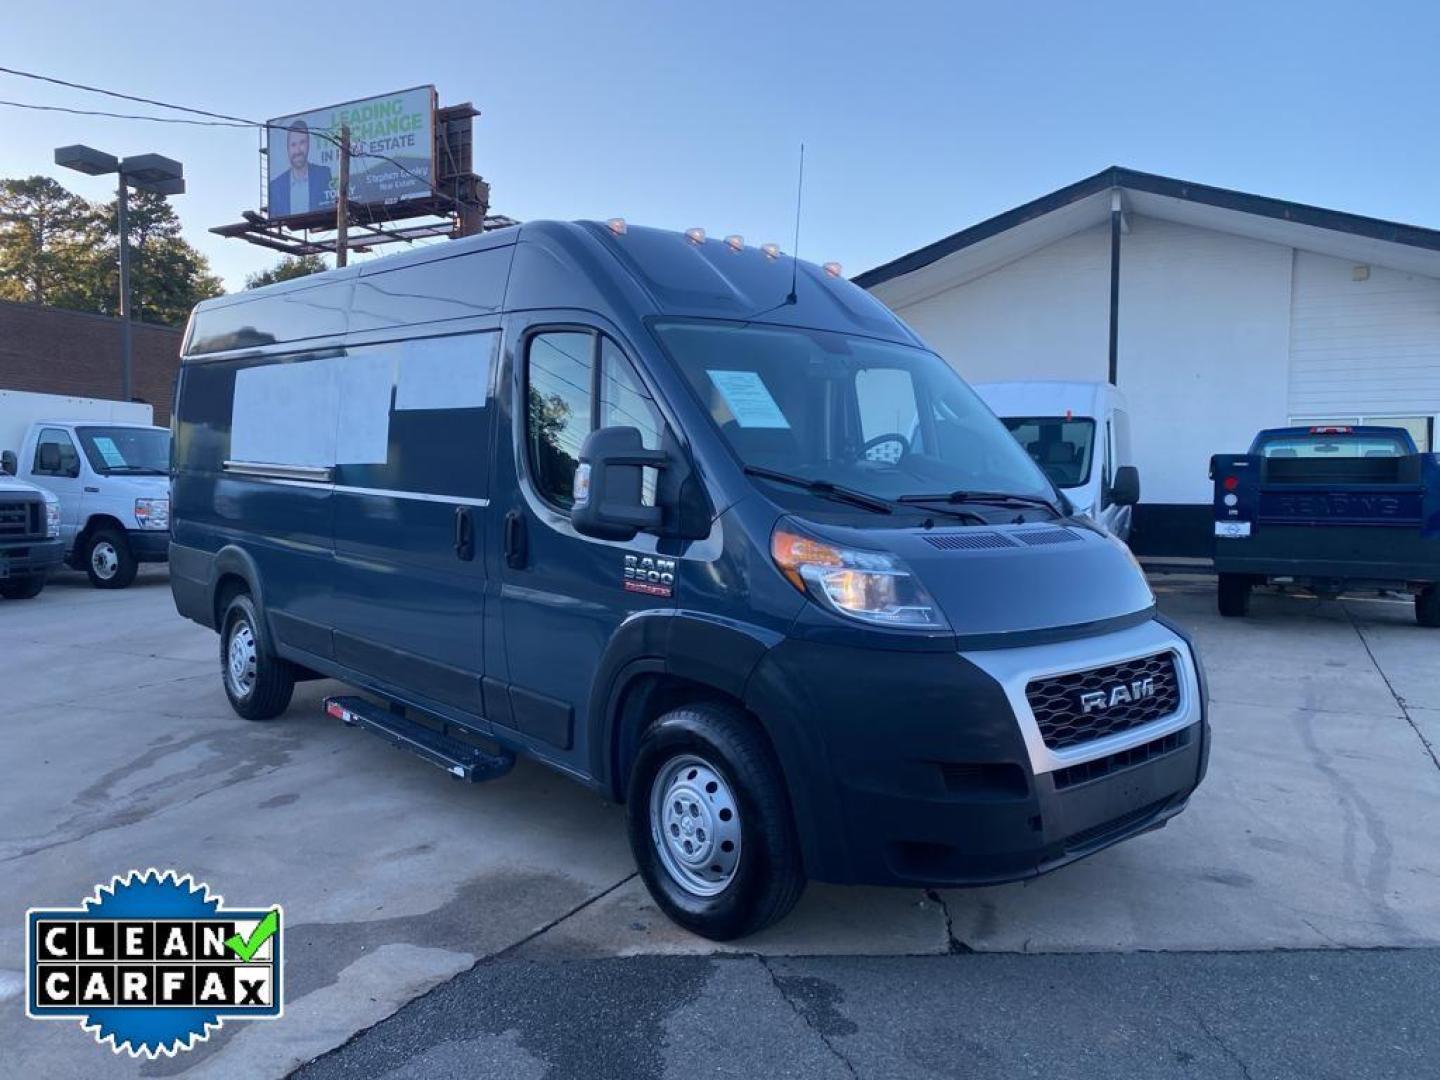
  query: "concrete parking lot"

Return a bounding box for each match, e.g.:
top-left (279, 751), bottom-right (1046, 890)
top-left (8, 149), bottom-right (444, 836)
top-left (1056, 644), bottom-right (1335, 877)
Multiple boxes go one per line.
top-left (3, 569), bottom-right (1439, 1077)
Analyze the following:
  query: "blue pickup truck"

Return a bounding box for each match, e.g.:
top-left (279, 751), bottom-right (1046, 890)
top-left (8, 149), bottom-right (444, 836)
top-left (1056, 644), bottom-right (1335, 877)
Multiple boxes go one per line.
top-left (1211, 425), bottom-right (1440, 626)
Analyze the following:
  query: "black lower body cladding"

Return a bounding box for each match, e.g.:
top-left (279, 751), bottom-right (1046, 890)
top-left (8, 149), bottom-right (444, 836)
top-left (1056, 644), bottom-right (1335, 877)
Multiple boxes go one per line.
top-left (744, 621), bottom-right (1207, 888)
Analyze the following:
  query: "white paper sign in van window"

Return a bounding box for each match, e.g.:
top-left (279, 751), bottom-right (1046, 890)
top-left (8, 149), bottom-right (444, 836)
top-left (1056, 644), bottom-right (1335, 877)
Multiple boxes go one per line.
top-left (394, 335), bottom-right (492, 411)
top-left (335, 353), bottom-right (395, 464)
top-left (92, 435), bottom-right (127, 468)
top-left (231, 359), bottom-right (338, 467)
top-left (706, 370), bottom-right (789, 429)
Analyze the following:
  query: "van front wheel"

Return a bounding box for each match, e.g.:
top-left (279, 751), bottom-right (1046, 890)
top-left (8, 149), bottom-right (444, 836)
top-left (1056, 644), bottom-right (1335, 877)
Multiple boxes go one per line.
top-left (85, 529), bottom-right (137, 589)
top-left (1417, 586), bottom-right (1440, 628)
top-left (626, 703), bottom-right (805, 941)
top-left (220, 593), bottom-right (295, 721)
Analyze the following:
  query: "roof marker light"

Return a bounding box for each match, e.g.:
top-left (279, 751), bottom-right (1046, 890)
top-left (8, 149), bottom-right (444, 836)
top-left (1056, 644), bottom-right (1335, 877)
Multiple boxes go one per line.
top-left (823, 261), bottom-right (843, 277)
top-left (761, 242), bottom-right (781, 259)
top-left (685, 227), bottom-right (706, 244)
top-left (606, 217), bottom-right (627, 235)
top-left (724, 234), bottom-right (744, 252)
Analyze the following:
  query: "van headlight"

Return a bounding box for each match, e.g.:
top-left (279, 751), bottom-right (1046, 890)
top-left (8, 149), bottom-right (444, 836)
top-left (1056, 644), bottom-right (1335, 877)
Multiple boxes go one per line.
top-left (771, 522), bottom-right (948, 630)
top-left (135, 497), bottom-right (170, 530)
top-left (44, 495), bottom-right (60, 538)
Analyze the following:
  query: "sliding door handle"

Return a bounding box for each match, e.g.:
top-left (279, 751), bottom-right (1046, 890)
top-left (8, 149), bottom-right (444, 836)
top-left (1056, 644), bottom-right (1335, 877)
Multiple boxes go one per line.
top-left (454, 506), bottom-right (475, 561)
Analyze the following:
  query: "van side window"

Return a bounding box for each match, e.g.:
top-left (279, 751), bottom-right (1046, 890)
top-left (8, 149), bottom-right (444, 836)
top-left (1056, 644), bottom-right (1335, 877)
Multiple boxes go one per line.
top-left (527, 331), bottom-right (596, 509)
top-left (526, 330), bottom-right (666, 511)
top-left (599, 337), bottom-right (664, 504)
top-left (33, 427), bottom-right (80, 477)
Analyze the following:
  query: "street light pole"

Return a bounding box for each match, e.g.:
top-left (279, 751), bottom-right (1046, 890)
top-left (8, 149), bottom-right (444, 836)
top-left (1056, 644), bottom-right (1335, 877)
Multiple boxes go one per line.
top-left (116, 175), bottom-right (133, 401)
top-left (54, 146), bottom-right (184, 404)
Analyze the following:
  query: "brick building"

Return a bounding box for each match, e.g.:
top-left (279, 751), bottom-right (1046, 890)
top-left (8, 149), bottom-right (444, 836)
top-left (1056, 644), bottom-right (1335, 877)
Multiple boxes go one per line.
top-left (0, 299), bottom-right (185, 423)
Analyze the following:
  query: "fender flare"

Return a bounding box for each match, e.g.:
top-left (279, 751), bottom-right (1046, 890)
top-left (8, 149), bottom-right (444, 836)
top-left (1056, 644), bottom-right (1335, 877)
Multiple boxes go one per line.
top-left (588, 610), bottom-right (783, 801)
top-left (209, 545), bottom-right (274, 649)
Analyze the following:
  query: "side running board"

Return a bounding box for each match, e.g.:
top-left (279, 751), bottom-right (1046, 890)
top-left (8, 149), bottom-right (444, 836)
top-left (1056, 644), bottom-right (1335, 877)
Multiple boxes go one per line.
top-left (324, 695), bottom-right (516, 783)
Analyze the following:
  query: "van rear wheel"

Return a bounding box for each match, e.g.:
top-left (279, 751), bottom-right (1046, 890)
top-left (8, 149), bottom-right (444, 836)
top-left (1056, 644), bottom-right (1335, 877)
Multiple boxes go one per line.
top-left (1218, 573), bottom-right (1252, 618)
top-left (626, 702), bottom-right (806, 941)
top-left (220, 592), bottom-right (295, 721)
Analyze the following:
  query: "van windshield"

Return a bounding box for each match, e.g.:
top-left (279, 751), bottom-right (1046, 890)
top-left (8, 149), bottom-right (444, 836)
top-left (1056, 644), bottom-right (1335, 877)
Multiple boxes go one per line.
top-left (654, 320), bottom-right (1054, 504)
top-left (1000, 416), bottom-right (1097, 488)
top-left (76, 426), bottom-right (170, 476)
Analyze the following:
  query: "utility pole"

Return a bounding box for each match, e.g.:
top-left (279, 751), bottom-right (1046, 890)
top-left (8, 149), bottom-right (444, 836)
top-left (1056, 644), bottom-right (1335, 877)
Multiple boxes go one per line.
top-left (116, 176), bottom-right (133, 400)
top-left (335, 124), bottom-right (350, 267)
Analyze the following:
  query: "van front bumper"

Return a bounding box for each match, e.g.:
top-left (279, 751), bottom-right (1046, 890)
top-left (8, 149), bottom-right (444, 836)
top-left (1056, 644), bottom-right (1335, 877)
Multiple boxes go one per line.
top-left (745, 616), bottom-right (1209, 887)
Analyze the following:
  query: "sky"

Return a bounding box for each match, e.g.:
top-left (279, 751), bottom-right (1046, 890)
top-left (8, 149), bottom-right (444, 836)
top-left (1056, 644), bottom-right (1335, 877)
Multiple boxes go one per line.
top-left (3, 0), bottom-right (1438, 292)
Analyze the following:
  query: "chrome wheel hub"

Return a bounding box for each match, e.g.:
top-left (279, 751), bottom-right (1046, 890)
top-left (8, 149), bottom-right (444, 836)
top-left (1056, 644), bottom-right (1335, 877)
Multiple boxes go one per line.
top-left (225, 620), bottom-right (258, 699)
top-left (650, 754), bottom-right (742, 897)
top-left (91, 541), bottom-right (118, 580)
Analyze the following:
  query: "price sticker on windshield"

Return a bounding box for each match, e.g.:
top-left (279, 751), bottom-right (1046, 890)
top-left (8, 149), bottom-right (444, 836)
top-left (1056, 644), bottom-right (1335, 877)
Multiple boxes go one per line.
top-left (1215, 521), bottom-right (1252, 538)
top-left (92, 437), bottom-right (127, 469)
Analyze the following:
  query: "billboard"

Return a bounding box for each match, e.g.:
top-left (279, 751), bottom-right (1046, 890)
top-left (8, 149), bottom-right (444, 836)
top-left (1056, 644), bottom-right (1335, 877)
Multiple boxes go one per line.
top-left (265, 86), bottom-right (436, 220)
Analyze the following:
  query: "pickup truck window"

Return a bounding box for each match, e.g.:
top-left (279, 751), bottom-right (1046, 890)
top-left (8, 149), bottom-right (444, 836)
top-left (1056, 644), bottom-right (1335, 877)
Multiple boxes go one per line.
top-left (76, 426), bottom-right (170, 476)
top-left (1258, 433), bottom-right (1409, 458)
top-left (32, 428), bottom-right (80, 478)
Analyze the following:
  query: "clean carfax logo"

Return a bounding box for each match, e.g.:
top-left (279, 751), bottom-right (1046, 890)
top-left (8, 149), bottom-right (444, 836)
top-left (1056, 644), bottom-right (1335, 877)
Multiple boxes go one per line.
top-left (26, 869), bottom-right (283, 1058)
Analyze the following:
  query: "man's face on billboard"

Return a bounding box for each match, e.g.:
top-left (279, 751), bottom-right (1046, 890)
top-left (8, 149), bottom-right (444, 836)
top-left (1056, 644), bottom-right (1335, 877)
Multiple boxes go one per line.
top-left (287, 129), bottom-right (310, 172)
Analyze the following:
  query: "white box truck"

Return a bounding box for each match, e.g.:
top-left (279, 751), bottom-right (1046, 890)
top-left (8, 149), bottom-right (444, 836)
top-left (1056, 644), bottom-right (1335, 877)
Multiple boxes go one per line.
top-left (0, 390), bottom-right (170, 588)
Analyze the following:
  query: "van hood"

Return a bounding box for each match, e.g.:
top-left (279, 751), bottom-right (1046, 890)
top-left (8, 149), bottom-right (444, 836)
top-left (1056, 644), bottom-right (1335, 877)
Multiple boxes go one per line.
top-left (803, 519), bottom-right (1154, 638)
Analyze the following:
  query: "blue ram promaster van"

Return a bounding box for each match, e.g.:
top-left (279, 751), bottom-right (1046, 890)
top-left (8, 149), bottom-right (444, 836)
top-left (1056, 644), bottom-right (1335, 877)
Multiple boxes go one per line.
top-left (171, 221), bottom-right (1209, 939)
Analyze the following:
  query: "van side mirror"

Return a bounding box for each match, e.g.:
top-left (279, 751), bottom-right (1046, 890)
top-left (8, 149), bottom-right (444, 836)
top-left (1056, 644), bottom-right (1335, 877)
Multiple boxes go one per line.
top-left (572, 426), bottom-right (667, 542)
top-left (0, 450), bottom-right (14, 475)
top-left (1112, 465), bottom-right (1140, 507)
top-left (37, 443), bottom-right (61, 473)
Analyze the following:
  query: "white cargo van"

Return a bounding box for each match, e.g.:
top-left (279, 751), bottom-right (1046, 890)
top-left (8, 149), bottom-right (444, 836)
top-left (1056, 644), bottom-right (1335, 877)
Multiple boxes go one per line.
top-left (974, 381), bottom-right (1140, 541)
top-left (0, 390), bottom-right (170, 588)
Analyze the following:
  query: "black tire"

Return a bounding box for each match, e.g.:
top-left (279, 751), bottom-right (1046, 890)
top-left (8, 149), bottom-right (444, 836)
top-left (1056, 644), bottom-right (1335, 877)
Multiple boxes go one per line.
top-left (0, 575), bottom-right (46, 600)
top-left (1417, 587), bottom-right (1440, 629)
top-left (84, 528), bottom-right (138, 589)
top-left (626, 702), bottom-right (806, 941)
top-left (219, 592), bottom-right (295, 721)
top-left (1217, 573), bottom-right (1252, 618)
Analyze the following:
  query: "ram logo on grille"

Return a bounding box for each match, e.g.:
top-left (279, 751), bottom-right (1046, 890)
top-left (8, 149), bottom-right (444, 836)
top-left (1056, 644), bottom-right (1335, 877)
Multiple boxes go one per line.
top-left (1079, 677), bottom-right (1156, 714)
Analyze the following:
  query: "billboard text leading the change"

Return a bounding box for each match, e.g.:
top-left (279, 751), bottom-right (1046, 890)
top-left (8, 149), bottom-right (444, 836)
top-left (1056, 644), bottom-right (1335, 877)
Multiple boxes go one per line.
top-left (266, 86), bottom-right (436, 220)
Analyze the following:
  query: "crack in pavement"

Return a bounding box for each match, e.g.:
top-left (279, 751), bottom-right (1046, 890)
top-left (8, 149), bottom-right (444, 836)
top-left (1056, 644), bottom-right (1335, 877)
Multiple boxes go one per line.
top-left (757, 954), bottom-right (860, 1079)
top-left (1193, 1008), bottom-right (1257, 1080)
top-left (1345, 607), bottom-right (1440, 773)
top-left (924, 889), bottom-right (975, 954)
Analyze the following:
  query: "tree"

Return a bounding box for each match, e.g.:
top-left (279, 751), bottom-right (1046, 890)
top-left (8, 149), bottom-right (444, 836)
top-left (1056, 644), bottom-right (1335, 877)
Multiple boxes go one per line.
top-left (245, 253), bottom-right (328, 289)
top-left (94, 188), bottom-right (224, 326)
top-left (0, 175), bottom-right (224, 327)
top-left (0, 176), bottom-right (105, 308)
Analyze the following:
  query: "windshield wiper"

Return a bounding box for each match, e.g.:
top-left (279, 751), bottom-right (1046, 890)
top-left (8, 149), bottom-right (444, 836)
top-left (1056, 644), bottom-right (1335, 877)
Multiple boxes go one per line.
top-left (744, 466), bottom-right (989, 524)
top-left (743, 466), bottom-right (893, 514)
top-left (898, 490), bottom-right (1062, 515)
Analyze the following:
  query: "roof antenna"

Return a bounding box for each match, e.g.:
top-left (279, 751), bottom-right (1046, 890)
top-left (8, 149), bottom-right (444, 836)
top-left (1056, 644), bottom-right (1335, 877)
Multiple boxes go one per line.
top-left (786, 143), bottom-right (805, 305)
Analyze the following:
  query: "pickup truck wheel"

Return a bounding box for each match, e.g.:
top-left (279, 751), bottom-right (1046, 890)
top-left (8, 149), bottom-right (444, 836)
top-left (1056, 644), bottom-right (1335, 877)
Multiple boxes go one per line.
top-left (85, 529), bottom-right (138, 589)
top-left (1218, 573), bottom-right (1252, 617)
top-left (627, 702), bottom-right (806, 941)
top-left (0, 575), bottom-right (46, 600)
top-left (1417, 587), bottom-right (1440, 628)
top-left (220, 593), bottom-right (295, 721)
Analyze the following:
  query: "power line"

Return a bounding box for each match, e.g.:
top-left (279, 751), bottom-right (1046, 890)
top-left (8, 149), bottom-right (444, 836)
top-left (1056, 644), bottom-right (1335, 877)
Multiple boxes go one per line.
top-left (0, 99), bottom-right (251, 127)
